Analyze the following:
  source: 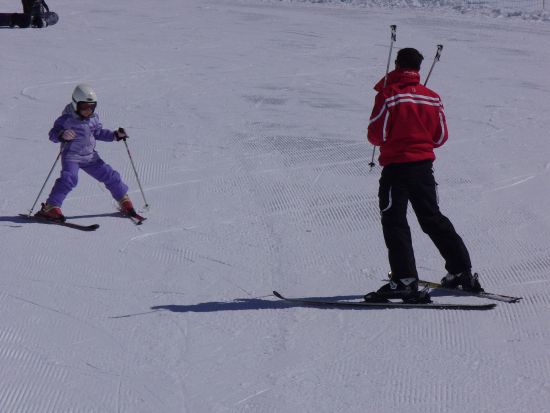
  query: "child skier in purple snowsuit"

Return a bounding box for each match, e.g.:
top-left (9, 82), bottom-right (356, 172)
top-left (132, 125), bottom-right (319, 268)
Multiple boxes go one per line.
top-left (37, 84), bottom-right (135, 222)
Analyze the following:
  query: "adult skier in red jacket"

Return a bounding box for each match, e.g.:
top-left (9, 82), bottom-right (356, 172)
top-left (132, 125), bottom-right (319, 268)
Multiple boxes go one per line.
top-left (364, 48), bottom-right (482, 303)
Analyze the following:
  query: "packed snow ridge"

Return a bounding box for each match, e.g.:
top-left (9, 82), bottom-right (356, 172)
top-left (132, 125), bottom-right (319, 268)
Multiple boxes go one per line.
top-left (264, 0), bottom-right (550, 21)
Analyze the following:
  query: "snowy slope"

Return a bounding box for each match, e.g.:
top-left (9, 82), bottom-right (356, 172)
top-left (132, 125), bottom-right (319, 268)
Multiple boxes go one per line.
top-left (1, 0), bottom-right (550, 412)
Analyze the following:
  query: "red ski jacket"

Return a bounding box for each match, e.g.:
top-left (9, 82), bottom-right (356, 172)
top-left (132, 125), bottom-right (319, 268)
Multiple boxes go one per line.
top-left (367, 69), bottom-right (448, 166)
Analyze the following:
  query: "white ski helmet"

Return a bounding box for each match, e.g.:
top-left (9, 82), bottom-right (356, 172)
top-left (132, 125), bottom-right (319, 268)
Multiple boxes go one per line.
top-left (71, 84), bottom-right (97, 112)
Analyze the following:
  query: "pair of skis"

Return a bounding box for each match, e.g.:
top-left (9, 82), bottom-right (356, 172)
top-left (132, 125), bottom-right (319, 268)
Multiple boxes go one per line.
top-left (19, 210), bottom-right (146, 231)
top-left (274, 280), bottom-right (521, 310)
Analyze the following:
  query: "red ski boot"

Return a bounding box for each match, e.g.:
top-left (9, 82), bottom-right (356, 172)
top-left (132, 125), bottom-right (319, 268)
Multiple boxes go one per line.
top-left (35, 203), bottom-right (65, 222)
top-left (118, 195), bottom-right (136, 215)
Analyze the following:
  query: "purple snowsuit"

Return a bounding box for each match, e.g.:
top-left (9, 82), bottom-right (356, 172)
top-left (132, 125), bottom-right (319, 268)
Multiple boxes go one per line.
top-left (46, 104), bottom-right (128, 207)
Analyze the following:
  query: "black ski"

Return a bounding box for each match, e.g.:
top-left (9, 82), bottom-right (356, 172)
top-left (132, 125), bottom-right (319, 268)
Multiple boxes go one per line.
top-left (418, 280), bottom-right (521, 303)
top-left (19, 214), bottom-right (99, 232)
top-left (273, 291), bottom-right (496, 310)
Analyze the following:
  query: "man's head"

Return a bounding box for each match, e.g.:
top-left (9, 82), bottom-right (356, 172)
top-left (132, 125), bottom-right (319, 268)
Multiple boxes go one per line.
top-left (395, 48), bottom-right (424, 71)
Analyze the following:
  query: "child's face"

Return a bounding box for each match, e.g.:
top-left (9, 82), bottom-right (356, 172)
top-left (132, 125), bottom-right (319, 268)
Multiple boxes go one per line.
top-left (77, 102), bottom-right (96, 118)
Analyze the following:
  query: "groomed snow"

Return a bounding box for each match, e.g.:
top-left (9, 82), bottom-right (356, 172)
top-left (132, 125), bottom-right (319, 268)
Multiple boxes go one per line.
top-left (1, 0), bottom-right (550, 411)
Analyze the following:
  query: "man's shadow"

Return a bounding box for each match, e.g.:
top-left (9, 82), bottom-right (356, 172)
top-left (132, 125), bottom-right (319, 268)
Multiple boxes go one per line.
top-left (150, 294), bottom-right (365, 314)
top-left (152, 298), bottom-right (288, 313)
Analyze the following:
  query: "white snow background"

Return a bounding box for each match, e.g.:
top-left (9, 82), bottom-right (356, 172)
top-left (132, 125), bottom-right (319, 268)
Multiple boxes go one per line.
top-left (1, 0), bottom-right (550, 412)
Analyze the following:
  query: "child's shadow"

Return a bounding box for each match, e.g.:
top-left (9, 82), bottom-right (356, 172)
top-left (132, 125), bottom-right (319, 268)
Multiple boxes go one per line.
top-left (0, 214), bottom-right (33, 227)
top-left (0, 212), bottom-right (121, 227)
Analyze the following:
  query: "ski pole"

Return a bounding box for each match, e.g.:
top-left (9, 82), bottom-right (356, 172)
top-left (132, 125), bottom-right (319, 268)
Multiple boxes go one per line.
top-left (424, 44), bottom-right (443, 86)
top-left (27, 145), bottom-right (63, 216)
top-left (383, 25), bottom-right (397, 89)
top-left (120, 128), bottom-right (149, 209)
top-left (369, 24), bottom-right (396, 169)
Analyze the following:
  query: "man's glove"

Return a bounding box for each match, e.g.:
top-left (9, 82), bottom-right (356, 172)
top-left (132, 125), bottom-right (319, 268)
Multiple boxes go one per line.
top-left (60, 129), bottom-right (76, 142)
top-left (114, 128), bottom-right (129, 141)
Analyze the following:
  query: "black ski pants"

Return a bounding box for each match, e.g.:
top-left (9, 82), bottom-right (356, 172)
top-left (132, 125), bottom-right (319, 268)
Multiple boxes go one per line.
top-left (378, 160), bottom-right (471, 279)
top-left (21, 0), bottom-right (45, 15)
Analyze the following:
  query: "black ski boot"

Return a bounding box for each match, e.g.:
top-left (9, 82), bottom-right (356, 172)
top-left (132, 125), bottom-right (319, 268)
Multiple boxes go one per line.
top-left (441, 270), bottom-right (484, 293)
top-left (30, 0), bottom-right (46, 27)
top-left (364, 277), bottom-right (431, 304)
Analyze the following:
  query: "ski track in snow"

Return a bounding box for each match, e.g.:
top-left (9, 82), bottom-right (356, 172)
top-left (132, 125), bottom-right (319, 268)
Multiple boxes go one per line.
top-left (1, 0), bottom-right (550, 412)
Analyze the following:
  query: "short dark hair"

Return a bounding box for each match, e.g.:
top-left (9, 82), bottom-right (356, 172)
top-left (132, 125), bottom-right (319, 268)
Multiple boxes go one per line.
top-left (396, 48), bottom-right (424, 70)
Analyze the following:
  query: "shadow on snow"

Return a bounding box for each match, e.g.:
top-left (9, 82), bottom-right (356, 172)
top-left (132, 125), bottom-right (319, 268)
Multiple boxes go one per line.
top-left (150, 294), bottom-right (366, 314)
top-left (0, 212), bottom-right (122, 227)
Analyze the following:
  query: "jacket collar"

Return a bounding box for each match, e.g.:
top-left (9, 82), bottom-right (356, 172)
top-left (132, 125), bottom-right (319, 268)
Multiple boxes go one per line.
top-left (374, 69), bottom-right (420, 92)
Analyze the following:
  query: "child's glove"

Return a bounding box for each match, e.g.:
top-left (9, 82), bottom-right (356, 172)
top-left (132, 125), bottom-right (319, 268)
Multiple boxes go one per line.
top-left (60, 129), bottom-right (76, 142)
top-left (114, 128), bottom-right (129, 141)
